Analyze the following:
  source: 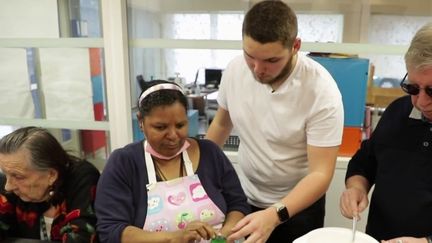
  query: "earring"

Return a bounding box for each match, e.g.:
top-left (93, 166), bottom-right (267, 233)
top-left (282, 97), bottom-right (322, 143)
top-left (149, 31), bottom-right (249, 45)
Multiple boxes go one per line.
top-left (48, 185), bottom-right (55, 197)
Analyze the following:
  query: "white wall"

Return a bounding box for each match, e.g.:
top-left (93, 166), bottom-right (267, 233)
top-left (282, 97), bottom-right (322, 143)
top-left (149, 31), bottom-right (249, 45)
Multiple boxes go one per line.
top-left (325, 158), bottom-right (368, 231)
top-left (0, 0), bottom-right (59, 38)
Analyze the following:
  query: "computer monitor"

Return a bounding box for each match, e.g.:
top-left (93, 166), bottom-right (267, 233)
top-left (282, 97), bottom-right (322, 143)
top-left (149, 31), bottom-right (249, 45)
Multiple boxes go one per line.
top-left (204, 68), bottom-right (222, 89)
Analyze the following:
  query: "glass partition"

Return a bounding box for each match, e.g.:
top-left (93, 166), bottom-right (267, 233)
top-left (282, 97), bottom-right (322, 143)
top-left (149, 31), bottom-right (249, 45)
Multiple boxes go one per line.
top-left (126, 0), bottom-right (432, 147)
top-left (0, 0), bottom-right (108, 169)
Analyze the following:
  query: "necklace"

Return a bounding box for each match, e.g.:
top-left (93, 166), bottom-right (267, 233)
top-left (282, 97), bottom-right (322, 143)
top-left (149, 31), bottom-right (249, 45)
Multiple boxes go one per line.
top-left (153, 156), bottom-right (185, 181)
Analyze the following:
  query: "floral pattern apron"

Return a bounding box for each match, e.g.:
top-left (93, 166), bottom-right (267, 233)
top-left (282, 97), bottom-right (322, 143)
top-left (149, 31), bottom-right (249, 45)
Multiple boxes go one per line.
top-left (143, 141), bottom-right (225, 239)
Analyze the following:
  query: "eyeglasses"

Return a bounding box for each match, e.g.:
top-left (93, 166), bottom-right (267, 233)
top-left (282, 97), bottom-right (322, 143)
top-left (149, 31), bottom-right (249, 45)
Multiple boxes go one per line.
top-left (400, 73), bottom-right (432, 98)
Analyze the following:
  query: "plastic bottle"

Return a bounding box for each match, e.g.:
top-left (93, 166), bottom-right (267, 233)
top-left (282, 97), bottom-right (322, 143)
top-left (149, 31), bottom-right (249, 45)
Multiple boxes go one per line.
top-left (194, 83), bottom-right (201, 95)
top-left (174, 72), bottom-right (185, 90)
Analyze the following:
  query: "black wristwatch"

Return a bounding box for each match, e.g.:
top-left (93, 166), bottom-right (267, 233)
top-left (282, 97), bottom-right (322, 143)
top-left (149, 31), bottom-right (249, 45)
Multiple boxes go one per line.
top-left (271, 202), bottom-right (290, 223)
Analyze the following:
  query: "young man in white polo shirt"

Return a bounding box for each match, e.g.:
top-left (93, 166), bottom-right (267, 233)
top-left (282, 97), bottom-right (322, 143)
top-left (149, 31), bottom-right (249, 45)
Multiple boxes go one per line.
top-left (206, 1), bottom-right (344, 242)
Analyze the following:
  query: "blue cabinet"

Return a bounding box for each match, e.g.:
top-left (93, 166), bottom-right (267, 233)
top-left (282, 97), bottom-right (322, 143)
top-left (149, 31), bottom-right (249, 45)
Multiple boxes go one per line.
top-left (310, 56), bottom-right (369, 127)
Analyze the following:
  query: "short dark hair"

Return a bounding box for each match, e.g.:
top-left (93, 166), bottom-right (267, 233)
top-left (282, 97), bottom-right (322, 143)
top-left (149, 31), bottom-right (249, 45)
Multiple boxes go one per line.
top-left (137, 80), bottom-right (188, 116)
top-left (0, 126), bottom-right (78, 204)
top-left (242, 0), bottom-right (298, 48)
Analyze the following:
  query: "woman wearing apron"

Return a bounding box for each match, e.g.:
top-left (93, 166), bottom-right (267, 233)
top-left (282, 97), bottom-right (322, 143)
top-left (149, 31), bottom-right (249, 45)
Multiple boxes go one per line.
top-left (95, 80), bottom-right (250, 243)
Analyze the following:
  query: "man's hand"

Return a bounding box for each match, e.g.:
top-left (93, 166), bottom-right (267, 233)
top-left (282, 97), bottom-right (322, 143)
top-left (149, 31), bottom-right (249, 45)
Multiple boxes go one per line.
top-left (340, 186), bottom-right (369, 220)
top-left (227, 207), bottom-right (279, 243)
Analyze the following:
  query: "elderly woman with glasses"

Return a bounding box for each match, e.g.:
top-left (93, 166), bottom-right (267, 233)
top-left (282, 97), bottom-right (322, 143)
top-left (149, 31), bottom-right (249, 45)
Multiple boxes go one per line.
top-left (0, 127), bottom-right (100, 242)
top-left (339, 22), bottom-right (432, 243)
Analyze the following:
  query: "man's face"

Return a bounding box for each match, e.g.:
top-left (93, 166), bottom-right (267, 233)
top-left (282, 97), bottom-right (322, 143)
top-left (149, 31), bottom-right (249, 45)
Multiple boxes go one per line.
top-left (242, 36), bottom-right (299, 86)
top-left (406, 67), bottom-right (432, 120)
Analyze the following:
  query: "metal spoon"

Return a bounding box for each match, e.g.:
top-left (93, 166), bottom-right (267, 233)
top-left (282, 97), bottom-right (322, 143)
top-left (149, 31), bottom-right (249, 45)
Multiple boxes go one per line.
top-left (351, 216), bottom-right (357, 242)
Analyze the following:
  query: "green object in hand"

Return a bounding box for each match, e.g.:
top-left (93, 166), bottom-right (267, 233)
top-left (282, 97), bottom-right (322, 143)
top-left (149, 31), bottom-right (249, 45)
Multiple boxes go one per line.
top-left (211, 235), bottom-right (226, 243)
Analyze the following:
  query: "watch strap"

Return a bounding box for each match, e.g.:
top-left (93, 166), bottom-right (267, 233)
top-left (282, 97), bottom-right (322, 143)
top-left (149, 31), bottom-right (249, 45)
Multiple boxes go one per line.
top-left (271, 202), bottom-right (290, 223)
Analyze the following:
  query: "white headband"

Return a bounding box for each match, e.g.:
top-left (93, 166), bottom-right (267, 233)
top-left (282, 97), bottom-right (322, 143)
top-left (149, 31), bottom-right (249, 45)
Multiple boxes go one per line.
top-left (138, 83), bottom-right (184, 107)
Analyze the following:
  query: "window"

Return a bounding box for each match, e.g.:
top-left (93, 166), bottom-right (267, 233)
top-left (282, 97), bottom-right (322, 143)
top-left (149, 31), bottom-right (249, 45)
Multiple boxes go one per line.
top-left (161, 13), bottom-right (344, 83)
top-left (366, 15), bottom-right (432, 80)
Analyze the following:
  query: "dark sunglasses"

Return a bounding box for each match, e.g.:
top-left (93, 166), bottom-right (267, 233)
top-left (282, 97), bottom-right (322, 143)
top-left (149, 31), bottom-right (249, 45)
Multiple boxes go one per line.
top-left (400, 73), bottom-right (432, 97)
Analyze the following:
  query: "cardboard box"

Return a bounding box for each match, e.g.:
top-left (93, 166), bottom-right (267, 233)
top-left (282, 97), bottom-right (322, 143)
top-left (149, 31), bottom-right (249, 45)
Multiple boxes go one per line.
top-left (366, 87), bottom-right (405, 108)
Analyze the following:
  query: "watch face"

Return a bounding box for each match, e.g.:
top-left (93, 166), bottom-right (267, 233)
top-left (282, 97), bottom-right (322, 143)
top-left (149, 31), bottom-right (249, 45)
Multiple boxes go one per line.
top-left (272, 202), bottom-right (290, 222)
top-left (277, 206), bottom-right (290, 222)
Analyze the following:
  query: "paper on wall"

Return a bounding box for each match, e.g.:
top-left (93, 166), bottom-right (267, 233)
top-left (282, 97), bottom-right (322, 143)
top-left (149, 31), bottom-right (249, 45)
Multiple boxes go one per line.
top-left (0, 0), bottom-right (59, 38)
top-left (38, 48), bottom-right (94, 121)
top-left (0, 48), bottom-right (34, 118)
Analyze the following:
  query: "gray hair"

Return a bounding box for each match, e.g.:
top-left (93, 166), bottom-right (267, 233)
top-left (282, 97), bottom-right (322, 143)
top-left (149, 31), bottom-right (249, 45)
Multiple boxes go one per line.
top-left (405, 22), bottom-right (432, 71)
top-left (0, 126), bottom-right (71, 171)
top-left (0, 127), bottom-right (78, 204)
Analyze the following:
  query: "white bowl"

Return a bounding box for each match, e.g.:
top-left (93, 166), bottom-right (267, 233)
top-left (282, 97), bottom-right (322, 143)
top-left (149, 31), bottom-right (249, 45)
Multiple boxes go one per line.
top-left (293, 227), bottom-right (378, 243)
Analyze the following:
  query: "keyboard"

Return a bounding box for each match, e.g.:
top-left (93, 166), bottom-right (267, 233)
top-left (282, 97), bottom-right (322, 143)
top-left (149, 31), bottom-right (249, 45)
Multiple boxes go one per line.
top-left (196, 134), bottom-right (240, 150)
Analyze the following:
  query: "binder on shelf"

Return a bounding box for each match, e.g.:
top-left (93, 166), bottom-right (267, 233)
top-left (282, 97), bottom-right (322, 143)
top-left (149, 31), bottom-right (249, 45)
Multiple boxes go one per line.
top-left (310, 56), bottom-right (369, 127)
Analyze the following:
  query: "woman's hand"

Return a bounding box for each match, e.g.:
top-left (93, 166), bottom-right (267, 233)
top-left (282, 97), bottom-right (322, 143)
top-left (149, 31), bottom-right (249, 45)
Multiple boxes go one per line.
top-left (218, 211), bottom-right (245, 242)
top-left (169, 221), bottom-right (216, 243)
top-left (186, 221), bottom-right (216, 240)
